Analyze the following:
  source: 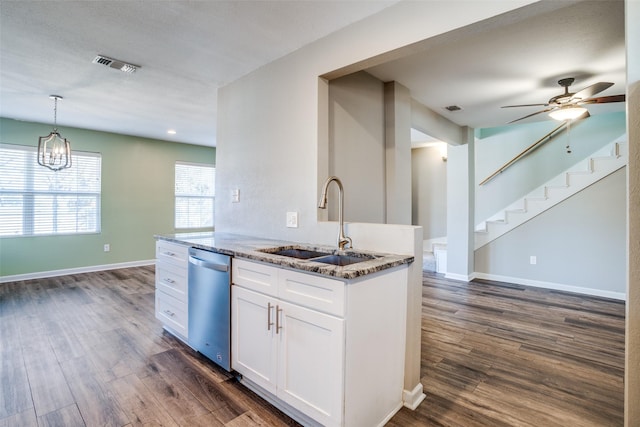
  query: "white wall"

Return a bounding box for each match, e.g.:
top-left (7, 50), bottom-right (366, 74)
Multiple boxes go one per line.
top-left (411, 146), bottom-right (447, 240)
top-left (328, 71), bottom-right (385, 223)
top-left (476, 167), bottom-right (627, 298)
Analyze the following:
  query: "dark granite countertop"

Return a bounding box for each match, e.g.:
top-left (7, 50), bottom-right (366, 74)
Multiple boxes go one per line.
top-left (155, 232), bottom-right (413, 280)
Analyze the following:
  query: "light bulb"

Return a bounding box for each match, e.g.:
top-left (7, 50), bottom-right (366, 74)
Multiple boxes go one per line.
top-left (548, 106), bottom-right (588, 121)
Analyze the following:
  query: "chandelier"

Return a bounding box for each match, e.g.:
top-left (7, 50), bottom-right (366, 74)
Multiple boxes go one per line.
top-left (37, 95), bottom-right (72, 171)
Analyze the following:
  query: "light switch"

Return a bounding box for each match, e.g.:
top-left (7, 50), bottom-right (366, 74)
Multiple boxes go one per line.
top-left (232, 189), bottom-right (240, 203)
top-left (530, 255), bottom-right (537, 265)
top-left (286, 211), bottom-right (298, 228)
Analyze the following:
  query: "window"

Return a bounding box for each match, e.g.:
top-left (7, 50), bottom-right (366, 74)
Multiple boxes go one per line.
top-left (0, 143), bottom-right (101, 237)
top-left (175, 162), bottom-right (215, 229)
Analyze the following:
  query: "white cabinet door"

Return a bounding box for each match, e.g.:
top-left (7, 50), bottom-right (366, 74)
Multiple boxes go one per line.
top-left (232, 286), bottom-right (278, 394)
top-left (277, 300), bottom-right (344, 427)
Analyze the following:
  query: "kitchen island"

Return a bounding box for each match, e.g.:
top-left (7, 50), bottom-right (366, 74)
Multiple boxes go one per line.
top-left (156, 231), bottom-right (413, 279)
top-left (155, 232), bottom-right (414, 427)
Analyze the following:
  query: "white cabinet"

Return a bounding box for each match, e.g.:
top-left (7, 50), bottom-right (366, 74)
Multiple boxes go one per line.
top-left (155, 240), bottom-right (189, 340)
top-left (232, 286), bottom-right (278, 394)
top-left (232, 260), bottom-right (344, 426)
top-left (276, 298), bottom-right (344, 422)
top-left (231, 258), bottom-right (407, 427)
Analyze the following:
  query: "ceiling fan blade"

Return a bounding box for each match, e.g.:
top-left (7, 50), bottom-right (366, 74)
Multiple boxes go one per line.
top-left (508, 107), bottom-right (555, 124)
top-left (570, 82), bottom-right (614, 101)
top-left (580, 94), bottom-right (626, 104)
top-left (501, 103), bottom-right (548, 108)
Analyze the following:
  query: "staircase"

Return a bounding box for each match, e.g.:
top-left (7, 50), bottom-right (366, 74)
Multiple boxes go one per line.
top-left (423, 241), bottom-right (447, 273)
top-left (474, 137), bottom-right (627, 250)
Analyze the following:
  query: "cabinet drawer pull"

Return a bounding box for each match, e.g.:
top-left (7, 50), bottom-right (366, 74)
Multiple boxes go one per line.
top-left (164, 309), bottom-right (175, 317)
top-left (163, 251), bottom-right (176, 257)
top-left (276, 305), bottom-right (283, 334)
top-left (267, 302), bottom-right (274, 331)
top-left (163, 278), bottom-right (176, 284)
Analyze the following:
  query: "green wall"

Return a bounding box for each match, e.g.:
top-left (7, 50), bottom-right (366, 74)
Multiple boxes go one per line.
top-left (0, 117), bottom-right (215, 278)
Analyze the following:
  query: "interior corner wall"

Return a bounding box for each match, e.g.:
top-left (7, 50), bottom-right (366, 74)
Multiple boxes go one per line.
top-left (327, 71), bottom-right (386, 223)
top-left (0, 117), bottom-right (215, 278)
top-left (475, 112), bottom-right (627, 222)
top-left (411, 99), bottom-right (465, 146)
top-left (475, 167), bottom-right (626, 296)
top-left (411, 146), bottom-right (447, 240)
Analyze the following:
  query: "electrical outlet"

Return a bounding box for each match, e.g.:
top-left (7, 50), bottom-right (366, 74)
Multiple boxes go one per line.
top-left (286, 211), bottom-right (298, 228)
top-left (104, 244), bottom-right (110, 252)
top-left (232, 189), bottom-right (240, 203)
top-left (530, 255), bottom-right (537, 265)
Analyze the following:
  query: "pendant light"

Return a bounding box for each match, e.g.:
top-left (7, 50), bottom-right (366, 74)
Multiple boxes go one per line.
top-left (37, 95), bottom-right (72, 171)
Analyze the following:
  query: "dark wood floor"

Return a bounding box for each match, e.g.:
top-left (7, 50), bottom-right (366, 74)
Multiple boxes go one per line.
top-left (0, 267), bottom-right (624, 426)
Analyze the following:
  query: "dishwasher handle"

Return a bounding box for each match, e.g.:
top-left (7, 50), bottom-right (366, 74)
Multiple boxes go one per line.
top-left (188, 255), bottom-right (229, 272)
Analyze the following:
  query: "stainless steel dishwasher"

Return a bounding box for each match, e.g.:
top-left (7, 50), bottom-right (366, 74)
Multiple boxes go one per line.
top-left (188, 247), bottom-right (231, 371)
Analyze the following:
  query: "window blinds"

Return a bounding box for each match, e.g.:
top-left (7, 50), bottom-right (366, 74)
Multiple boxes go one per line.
top-left (0, 144), bottom-right (101, 237)
top-left (175, 161), bottom-right (215, 229)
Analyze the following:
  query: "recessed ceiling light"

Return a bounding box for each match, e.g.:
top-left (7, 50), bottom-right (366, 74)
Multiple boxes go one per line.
top-left (167, 129), bottom-right (177, 135)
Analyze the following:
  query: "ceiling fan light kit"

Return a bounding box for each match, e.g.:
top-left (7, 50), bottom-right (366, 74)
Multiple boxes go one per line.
top-left (548, 105), bottom-right (588, 121)
top-left (503, 77), bottom-right (624, 124)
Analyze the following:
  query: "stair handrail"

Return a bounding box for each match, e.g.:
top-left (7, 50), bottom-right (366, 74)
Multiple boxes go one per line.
top-left (479, 121), bottom-right (568, 186)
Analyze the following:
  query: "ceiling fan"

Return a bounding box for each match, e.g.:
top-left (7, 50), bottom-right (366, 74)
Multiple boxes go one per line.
top-left (502, 77), bottom-right (626, 123)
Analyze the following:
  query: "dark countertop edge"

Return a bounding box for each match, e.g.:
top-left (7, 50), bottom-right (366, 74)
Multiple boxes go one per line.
top-left (155, 233), bottom-right (414, 280)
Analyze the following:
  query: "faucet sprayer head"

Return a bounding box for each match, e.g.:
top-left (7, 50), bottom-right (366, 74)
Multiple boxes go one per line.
top-left (318, 192), bottom-right (328, 209)
top-left (319, 176), bottom-right (338, 208)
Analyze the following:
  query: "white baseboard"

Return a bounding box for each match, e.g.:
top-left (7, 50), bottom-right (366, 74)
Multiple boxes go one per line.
top-left (403, 382), bottom-right (426, 410)
top-left (474, 272), bottom-right (626, 300)
top-left (0, 260), bottom-right (155, 284)
top-left (444, 272), bottom-right (477, 282)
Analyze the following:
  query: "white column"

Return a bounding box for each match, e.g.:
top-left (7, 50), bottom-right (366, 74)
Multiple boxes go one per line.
top-left (445, 127), bottom-right (475, 280)
top-left (384, 81), bottom-right (412, 225)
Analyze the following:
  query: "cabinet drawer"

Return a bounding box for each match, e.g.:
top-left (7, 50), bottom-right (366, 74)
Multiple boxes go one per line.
top-left (156, 240), bottom-right (189, 267)
top-left (156, 263), bottom-right (187, 302)
top-left (232, 258), bottom-right (278, 297)
top-left (278, 269), bottom-right (345, 316)
top-left (156, 291), bottom-right (188, 338)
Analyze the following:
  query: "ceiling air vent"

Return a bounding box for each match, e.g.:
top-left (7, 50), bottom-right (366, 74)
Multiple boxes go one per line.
top-left (92, 55), bottom-right (139, 74)
top-left (444, 105), bottom-right (463, 112)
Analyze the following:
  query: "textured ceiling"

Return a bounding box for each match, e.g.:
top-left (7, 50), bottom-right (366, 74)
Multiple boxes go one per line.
top-left (0, 1), bottom-right (627, 147)
top-left (366, 0), bottom-right (626, 131)
top-left (0, 1), bottom-right (397, 146)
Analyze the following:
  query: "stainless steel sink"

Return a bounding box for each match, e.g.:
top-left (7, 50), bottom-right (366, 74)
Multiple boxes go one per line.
top-left (312, 254), bottom-right (376, 266)
top-left (259, 246), bottom-right (331, 259)
top-left (258, 246), bottom-right (377, 266)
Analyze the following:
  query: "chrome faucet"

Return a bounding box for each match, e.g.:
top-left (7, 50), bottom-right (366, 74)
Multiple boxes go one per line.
top-left (318, 176), bottom-right (352, 251)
